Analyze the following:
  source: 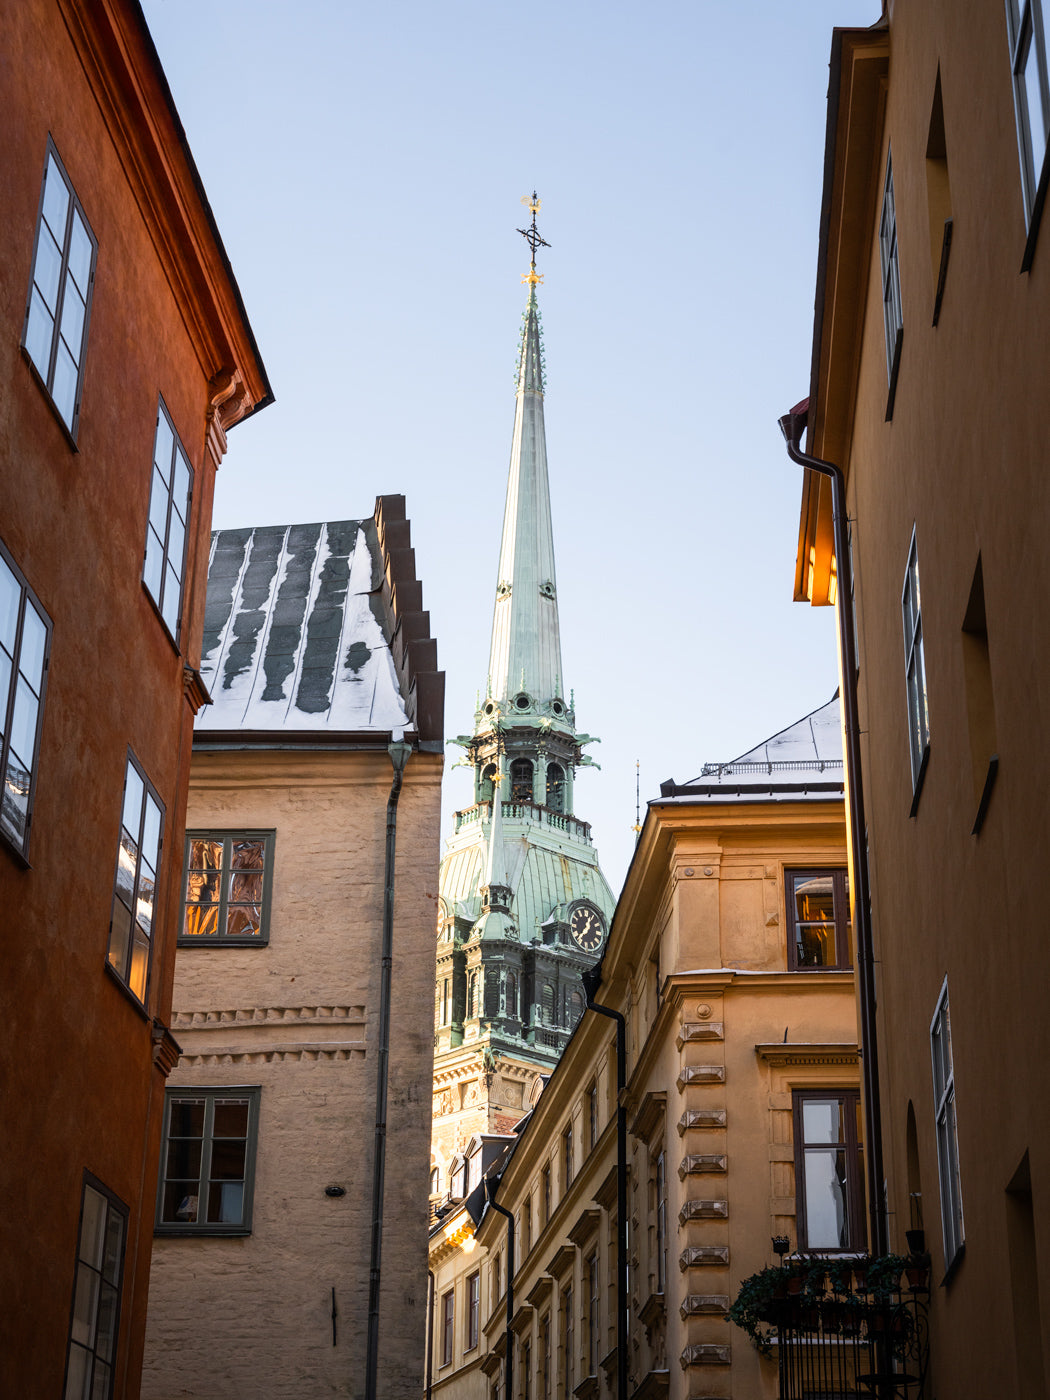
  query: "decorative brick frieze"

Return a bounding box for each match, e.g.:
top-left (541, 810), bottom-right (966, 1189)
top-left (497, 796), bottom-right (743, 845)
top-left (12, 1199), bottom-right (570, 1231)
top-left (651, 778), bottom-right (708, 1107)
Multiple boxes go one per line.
top-left (678, 1154), bottom-right (728, 1179)
top-left (676, 1021), bottom-right (725, 1048)
top-left (680, 1343), bottom-right (731, 1368)
top-left (678, 1199), bottom-right (728, 1224)
top-left (680, 1295), bottom-right (730, 1318)
top-left (676, 1065), bottom-right (726, 1090)
top-left (677, 1109), bottom-right (727, 1135)
top-left (178, 1045), bottom-right (366, 1065)
top-left (679, 1245), bottom-right (730, 1270)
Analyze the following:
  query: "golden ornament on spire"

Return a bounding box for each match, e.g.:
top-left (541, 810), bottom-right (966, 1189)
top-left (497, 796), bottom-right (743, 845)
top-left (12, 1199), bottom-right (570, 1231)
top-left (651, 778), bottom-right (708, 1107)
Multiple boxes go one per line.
top-left (517, 190), bottom-right (550, 282)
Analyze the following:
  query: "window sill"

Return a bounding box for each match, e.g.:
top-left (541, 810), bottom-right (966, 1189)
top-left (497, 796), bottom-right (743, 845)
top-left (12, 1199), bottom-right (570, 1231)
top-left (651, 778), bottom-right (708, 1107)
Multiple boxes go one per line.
top-left (931, 218), bottom-right (953, 326)
top-left (909, 744), bottom-right (930, 818)
top-left (940, 1240), bottom-right (965, 1289)
top-left (971, 755), bottom-right (998, 836)
top-left (885, 327), bottom-right (903, 420)
top-left (104, 960), bottom-right (150, 1020)
top-left (177, 937), bottom-right (270, 949)
top-left (154, 1224), bottom-right (252, 1238)
top-left (0, 824), bottom-right (32, 870)
top-left (1021, 145), bottom-right (1050, 273)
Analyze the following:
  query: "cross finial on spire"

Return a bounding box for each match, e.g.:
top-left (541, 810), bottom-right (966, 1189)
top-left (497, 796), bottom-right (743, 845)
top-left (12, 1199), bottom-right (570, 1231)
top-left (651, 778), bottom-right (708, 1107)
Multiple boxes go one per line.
top-left (518, 192), bottom-right (550, 286)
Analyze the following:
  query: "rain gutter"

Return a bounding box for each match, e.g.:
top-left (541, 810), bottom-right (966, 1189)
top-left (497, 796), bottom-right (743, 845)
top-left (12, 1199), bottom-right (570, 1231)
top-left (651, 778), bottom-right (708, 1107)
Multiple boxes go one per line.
top-left (779, 402), bottom-right (888, 1256)
top-left (364, 739), bottom-right (413, 1399)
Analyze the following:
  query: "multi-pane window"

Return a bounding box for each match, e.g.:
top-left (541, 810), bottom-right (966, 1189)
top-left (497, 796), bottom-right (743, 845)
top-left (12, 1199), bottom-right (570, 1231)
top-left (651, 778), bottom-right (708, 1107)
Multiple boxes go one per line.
top-left (542, 1164), bottom-right (551, 1224)
top-left (931, 981), bottom-right (964, 1267)
top-left (793, 1089), bottom-right (865, 1252)
top-left (143, 401), bottom-right (193, 640)
top-left (902, 529), bottom-right (930, 792)
top-left (181, 831), bottom-right (275, 944)
top-left (879, 152), bottom-right (903, 393)
top-left (156, 1087), bottom-right (260, 1234)
top-left (524, 1196), bottom-right (532, 1254)
top-left (587, 1252), bottom-right (599, 1376)
top-left (521, 1339), bottom-right (531, 1400)
top-left (107, 754), bottom-right (163, 1005)
top-left (563, 1122), bottom-right (574, 1187)
top-left (562, 1285), bottom-right (574, 1396)
top-left (441, 1290), bottom-right (454, 1366)
top-left (654, 1149), bottom-right (667, 1293)
top-left (540, 1313), bottom-right (551, 1400)
top-left (1007, 0), bottom-right (1050, 226)
top-left (786, 869), bottom-right (852, 970)
top-left (466, 1271), bottom-right (480, 1350)
top-left (588, 1082), bottom-right (599, 1151)
top-left (0, 540), bottom-right (51, 857)
top-left (23, 142), bottom-right (97, 437)
top-left (63, 1176), bottom-right (126, 1400)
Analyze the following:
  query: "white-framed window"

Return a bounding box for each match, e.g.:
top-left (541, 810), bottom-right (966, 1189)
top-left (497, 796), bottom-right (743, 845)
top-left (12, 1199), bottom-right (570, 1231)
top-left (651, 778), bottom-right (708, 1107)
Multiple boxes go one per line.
top-left (0, 538), bottom-right (51, 858)
top-left (931, 980), bottom-right (964, 1269)
top-left (466, 1271), bottom-right (480, 1350)
top-left (879, 150), bottom-right (904, 396)
top-left (901, 529), bottom-right (930, 797)
top-left (143, 400), bottom-right (193, 641)
top-left (1007, 0), bottom-right (1050, 226)
top-left (63, 1175), bottom-right (127, 1400)
top-left (155, 1087), bottom-right (261, 1235)
top-left (107, 753), bottom-right (164, 1005)
top-left (22, 140), bottom-right (97, 438)
top-left (441, 1289), bottom-right (454, 1367)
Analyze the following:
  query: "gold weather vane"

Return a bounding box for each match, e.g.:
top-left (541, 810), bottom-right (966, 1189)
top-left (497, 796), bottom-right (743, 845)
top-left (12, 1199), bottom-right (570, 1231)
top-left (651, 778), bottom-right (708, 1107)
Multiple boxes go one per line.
top-left (518, 192), bottom-right (550, 285)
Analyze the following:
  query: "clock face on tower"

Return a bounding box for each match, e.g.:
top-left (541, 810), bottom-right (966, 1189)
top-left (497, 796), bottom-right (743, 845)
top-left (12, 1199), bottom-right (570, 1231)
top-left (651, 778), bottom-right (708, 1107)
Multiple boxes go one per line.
top-left (569, 903), bottom-right (605, 954)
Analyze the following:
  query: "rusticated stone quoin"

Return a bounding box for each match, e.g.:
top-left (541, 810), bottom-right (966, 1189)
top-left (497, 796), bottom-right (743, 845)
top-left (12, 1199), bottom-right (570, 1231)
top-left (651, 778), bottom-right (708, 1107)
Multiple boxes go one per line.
top-left (676, 1064), bottom-right (726, 1090)
top-left (676, 1021), bottom-right (725, 1048)
top-left (679, 1198), bottom-right (728, 1224)
top-left (678, 1154), bottom-right (728, 1178)
top-left (679, 1245), bottom-right (730, 1270)
top-left (677, 1108), bottom-right (727, 1135)
top-left (680, 1343), bottom-right (731, 1368)
top-left (680, 1294), bottom-right (730, 1318)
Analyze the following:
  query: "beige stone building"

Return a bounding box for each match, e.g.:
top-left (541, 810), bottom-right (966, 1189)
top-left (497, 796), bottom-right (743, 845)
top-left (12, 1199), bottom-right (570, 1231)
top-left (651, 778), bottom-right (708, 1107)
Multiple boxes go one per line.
top-left (428, 699), bottom-right (858, 1400)
top-left (142, 497), bottom-right (443, 1399)
top-left (786, 4), bottom-right (1050, 1395)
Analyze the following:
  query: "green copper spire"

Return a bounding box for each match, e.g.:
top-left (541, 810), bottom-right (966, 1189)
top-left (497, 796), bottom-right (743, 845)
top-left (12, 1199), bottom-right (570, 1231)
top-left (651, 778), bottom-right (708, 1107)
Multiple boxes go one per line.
top-left (486, 205), bottom-right (563, 712)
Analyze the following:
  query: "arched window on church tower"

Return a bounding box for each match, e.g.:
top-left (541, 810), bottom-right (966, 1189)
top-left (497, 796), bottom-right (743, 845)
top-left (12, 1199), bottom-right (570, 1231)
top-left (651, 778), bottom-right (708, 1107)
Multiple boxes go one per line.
top-left (510, 758), bottom-right (533, 804)
top-left (479, 763), bottom-right (498, 804)
top-left (542, 983), bottom-right (555, 1023)
top-left (546, 762), bottom-right (565, 812)
top-left (468, 971), bottom-right (480, 1018)
top-left (569, 989), bottom-right (584, 1027)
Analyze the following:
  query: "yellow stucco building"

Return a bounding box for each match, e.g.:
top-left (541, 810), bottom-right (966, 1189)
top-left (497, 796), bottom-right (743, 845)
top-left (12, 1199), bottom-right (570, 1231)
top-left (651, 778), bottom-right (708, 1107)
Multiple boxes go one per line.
top-left (428, 698), bottom-right (858, 1400)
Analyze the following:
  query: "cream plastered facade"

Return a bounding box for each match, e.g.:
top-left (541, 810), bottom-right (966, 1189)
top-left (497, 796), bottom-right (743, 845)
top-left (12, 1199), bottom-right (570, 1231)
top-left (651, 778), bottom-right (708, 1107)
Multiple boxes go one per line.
top-left (429, 786), bottom-right (856, 1400)
top-left (142, 746), bottom-right (442, 1399)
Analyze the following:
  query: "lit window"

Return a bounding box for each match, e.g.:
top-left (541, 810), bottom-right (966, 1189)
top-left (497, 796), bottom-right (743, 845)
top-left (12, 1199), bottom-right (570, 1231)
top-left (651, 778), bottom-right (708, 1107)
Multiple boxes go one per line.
top-left (156, 1088), bottom-right (260, 1235)
top-left (181, 831), bottom-right (275, 944)
top-left (879, 151), bottom-right (904, 410)
top-left (931, 981), bottom-right (964, 1268)
top-left (143, 400), bottom-right (193, 640)
top-left (902, 529), bottom-right (930, 799)
top-left (107, 754), bottom-right (163, 1005)
top-left (785, 869), bottom-right (852, 970)
top-left (63, 1176), bottom-right (127, 1400)
top-left (466, 1271), bottom-right (480, 1350)
top-left (793, 1090), bottom-right (865, 1252)
top-left (23, 142), bottom-right (97, 437)
top-left (0, 539), bottom-right (51, 858)
top-left (1007, 0), bottom-right (1050, 228)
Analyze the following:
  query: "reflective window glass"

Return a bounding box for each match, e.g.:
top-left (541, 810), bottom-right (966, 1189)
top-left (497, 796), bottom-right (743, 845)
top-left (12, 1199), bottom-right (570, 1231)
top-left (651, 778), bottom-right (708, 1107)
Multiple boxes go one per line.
top-left (142, 400), bottom-right (194, 642)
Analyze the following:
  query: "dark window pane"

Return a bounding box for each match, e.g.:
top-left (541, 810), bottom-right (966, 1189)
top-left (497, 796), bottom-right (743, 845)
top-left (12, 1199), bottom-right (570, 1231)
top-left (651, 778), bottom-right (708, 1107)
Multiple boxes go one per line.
top-left (212, 1100), bottom-right (250, 1137)
top-left (162, 1183), bottom-right (199, 1223)
top-left (169, 1099), bottom-right (205, 1137)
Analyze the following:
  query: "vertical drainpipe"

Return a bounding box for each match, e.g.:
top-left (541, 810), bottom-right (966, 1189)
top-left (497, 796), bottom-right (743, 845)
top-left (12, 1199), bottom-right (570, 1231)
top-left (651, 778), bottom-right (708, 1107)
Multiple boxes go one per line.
top-left (485, 1178), bottom-right (515, 1400)
top-left (581, 964), bottom-right (628, 1400)
top-left (425, 1269), bottom-right (435, 1400)
top-left (779, 403), bottom-right (888, 1256)
top-left (364, 738), bottom-right (413, 1400)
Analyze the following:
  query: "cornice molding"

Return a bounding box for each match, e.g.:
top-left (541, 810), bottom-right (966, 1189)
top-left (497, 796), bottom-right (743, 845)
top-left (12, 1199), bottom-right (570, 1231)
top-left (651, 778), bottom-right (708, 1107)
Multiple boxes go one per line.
top-left (754, 1042), bottom-right (859, 1069)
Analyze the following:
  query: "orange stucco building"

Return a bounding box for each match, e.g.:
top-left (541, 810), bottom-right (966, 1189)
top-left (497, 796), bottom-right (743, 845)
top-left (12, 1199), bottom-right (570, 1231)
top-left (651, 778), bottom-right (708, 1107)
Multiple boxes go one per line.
top-left (793, 4), bottom-right (1050, 1395)
top-left (0, 1), bottom-right (269, 1394)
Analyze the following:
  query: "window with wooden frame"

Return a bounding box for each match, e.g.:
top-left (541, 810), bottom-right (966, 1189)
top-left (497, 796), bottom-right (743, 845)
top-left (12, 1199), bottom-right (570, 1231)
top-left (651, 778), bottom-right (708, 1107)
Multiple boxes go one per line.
top-left (107, 753), bottom-right (164, 1006)
top-left (1007, 0), bottom-right (1050, 249)
top-left (466, 1271), bottom-right (480, 1350)
top-left (181, 831), bottom-right (275, 945)
top-left (542, 1163), bottom-right (551, 1224)
top-left (931, 980), bottom-right (965, 1269)
top-left (441, 1289), bottom-right (454, 1367)
top-left (653, 1148), bottom-right (668, 1294)
top-left (0, 538), bottom-right (51, 860)
top-left (540, 1312), bottom-right (551, 1400)
top-left (902, 528), bottom-right (931, 804)
top-left (785, 869), bottom-right (852, 970)
top-left (562, 1284), bottom-right (574, 1397)
top-left (22, 140), bottom-right (97, 439)
top-left (143, 400), bottom-right (193, 642)
top-left (155, 1087), bottom-right (260, 1235)
top-left (792, 1089), bottom-right (865, 1252)
top-left (563, 1121), bottom-right (574, 1188)
top-left (63, 1174), bottom-right (127, 1400)
top-left (879, 149), bottom-right (904, 415)
top-left (588, 1081), bottom-right (599, 1152)
top-left (586, 1251), bottom-right (600, 1376)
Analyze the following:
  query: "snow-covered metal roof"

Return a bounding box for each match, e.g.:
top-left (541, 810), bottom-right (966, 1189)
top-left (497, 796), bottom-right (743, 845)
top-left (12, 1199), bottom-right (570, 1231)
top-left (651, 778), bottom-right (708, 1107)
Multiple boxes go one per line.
top-left (195, 519), bottom-right (410, 735)
top-left (659, 695), bottom-right (844, 800)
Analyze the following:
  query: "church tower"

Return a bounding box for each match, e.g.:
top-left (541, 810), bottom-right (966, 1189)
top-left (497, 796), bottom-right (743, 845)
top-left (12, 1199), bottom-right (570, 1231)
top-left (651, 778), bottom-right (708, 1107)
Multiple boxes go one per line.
top-left (431, 199), bottom-right (615, 1193)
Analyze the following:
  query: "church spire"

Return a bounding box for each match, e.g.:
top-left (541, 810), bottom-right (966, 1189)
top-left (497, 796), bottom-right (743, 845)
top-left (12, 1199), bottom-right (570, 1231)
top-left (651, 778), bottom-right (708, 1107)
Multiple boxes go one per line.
top-left (485, 195), bottom-right (564, 711)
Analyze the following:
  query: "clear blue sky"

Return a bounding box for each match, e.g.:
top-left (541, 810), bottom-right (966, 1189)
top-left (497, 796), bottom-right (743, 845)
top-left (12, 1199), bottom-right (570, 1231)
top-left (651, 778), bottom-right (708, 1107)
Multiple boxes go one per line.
top-left (142, 0), bottom-right (878, 892)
